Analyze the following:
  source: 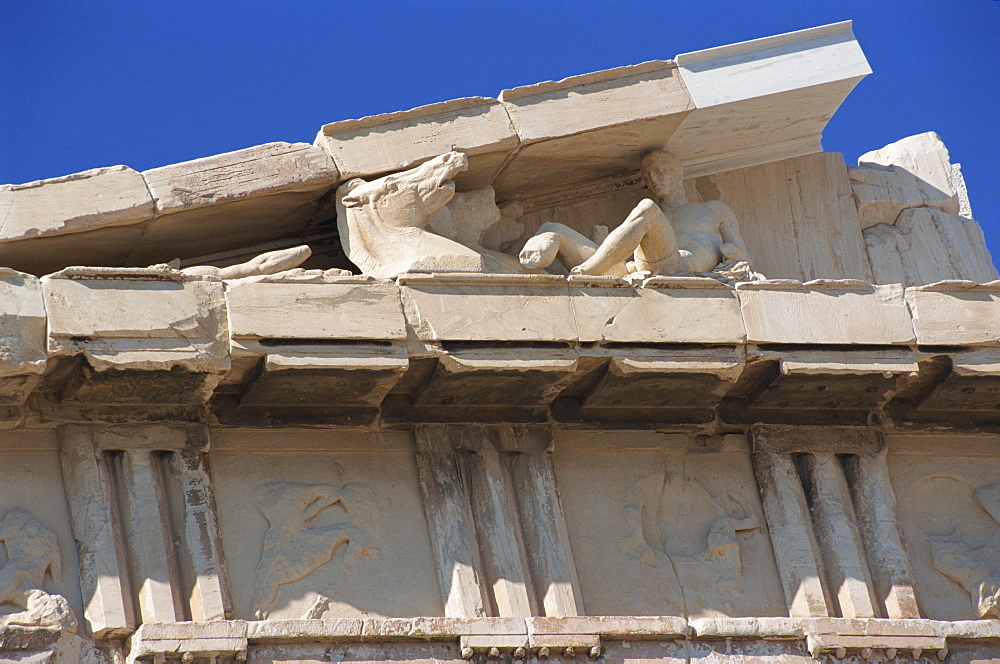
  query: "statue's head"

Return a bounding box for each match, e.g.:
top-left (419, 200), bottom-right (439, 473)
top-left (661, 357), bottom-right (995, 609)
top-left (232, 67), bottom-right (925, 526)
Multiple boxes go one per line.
top-left (640, 150), bottom-right (684, 199)
top-left (338, 151), bottom-right (469, 226)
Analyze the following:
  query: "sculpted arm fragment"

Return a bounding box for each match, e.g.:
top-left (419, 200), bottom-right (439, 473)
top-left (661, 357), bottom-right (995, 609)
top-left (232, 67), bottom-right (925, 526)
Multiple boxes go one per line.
top-left (708, 200), bottom-right (749, 261)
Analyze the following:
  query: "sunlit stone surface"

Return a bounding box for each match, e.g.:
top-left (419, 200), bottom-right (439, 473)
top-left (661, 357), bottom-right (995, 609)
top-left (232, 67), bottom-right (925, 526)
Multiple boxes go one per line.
top-left (0, 21), bottom-right (998, 663)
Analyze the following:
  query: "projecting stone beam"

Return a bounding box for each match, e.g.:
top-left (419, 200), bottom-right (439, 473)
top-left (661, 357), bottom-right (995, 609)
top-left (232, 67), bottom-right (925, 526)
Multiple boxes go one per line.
top-left (315, 97), bottom-right (519, 191)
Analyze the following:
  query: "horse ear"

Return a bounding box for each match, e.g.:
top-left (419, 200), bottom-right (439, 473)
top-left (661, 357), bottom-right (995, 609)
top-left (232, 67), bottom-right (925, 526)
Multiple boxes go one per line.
top-left (338, 179), bottom-right (367, 208)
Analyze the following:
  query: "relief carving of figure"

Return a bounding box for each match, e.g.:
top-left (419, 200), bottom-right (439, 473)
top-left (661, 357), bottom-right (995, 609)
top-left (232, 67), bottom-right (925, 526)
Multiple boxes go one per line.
top-left (911, 477), bottom-right (1000, 618)
top-left (0, 507), bottom-right (77, 632)
top-left (520, 150), bottom-right (761, 281)
top-left (622, 470), bottom-right (758, 615)
top-left (252, 482), bottom-right (376, 619)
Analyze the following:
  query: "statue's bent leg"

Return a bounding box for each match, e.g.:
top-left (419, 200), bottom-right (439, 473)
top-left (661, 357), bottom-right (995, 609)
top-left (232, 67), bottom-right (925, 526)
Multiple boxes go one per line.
top-left (520, 223), bottom-right (600, 270)
top-left (574, 199), bottom-right (679, 275)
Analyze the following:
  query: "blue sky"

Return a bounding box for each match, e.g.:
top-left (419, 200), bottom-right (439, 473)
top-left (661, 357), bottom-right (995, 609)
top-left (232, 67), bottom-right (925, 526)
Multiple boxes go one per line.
top-left (2, 1), bottom-right (998, 263)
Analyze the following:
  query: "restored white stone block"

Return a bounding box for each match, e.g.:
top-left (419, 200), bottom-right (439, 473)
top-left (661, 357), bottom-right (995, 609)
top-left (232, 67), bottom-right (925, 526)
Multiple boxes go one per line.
top-left (0, 165), bottom-right (154, 241)
top-left (670, 21), bottom-right (871, 176)
top-left (42, 268), bottom-right (229, 373)
top-left (905, 283), bottom-right (1000, 347)
top-left (737, 280), bottom-right (915, 345)
top-left (315, 97), bottom-right (519, 189)
top-left (142, 142), bottom-right (339, 214)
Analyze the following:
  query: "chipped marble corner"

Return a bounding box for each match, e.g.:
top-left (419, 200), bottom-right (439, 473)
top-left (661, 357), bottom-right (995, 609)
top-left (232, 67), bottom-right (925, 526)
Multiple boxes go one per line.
top-left (0, 268), bottom-right (48, 405)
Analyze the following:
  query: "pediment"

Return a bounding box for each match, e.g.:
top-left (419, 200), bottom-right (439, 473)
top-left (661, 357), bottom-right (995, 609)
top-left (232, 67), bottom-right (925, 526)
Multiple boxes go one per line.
top-left (0, 21), bottom-right (869, 276)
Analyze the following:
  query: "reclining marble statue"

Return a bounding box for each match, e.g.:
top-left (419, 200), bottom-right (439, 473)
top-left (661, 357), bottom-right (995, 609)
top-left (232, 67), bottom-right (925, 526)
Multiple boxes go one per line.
top-left (333, 148), bottom-right (760, 281)
top-left (519, 150), bottom-right (758, 280)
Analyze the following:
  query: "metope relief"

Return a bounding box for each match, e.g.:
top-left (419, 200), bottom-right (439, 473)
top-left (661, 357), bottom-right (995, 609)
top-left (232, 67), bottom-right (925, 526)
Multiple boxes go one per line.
top-left (0, 507), bottom-right (77, 631)
top-left (622, 469), bottom-right (761, 617)
top-left (251, 482), bottom-right (377, 619)
top-left (911, 476), bottom-right (1000, 618)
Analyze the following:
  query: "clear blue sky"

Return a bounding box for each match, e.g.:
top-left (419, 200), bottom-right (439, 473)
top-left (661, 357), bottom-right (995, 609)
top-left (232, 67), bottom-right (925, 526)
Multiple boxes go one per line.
top-left (2, 2), bottom-right (998, 263)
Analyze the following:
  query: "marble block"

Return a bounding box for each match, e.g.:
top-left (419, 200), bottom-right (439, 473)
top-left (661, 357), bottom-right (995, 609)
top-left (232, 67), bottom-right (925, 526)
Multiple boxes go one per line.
top-left (737, 280), bottom-right (915, 345)
top-left (42, 268), bottom-right (229, 374)
top-left (494, 61), bottom-right (693, 196)
top-left (143, 142), bottom-right (338, 214)
top-left (0, 165), bottom-right (153, 241)
top-left (316, 97), bottom-right (519, 190)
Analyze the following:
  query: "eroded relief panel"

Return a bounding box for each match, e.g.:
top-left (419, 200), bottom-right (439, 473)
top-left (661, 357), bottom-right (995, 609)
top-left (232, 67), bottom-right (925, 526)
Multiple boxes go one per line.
top-left (887, 434), bottom-right (1000, 620)
top-left (252, 481), bottom-right (377, 619)
top-left (209, 429), bottom-right (443, 620)
top-left (0, 431), bottom-right (83, 629)
top-left (552, 431), bottom-right (785, 618)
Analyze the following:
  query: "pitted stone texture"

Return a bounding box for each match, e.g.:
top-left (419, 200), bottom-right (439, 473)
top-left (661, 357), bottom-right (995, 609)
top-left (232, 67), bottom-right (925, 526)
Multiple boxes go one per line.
top-left (316, 97), bottom-right (518, 190)
top-left (399, 274), bottom-right (576, 342)
top-left (578, 278), bottom-right (744, 345)
top-left (0, 165), bottom-right (154, 242)
top-left (737, 281), bottom-right (915, 345)
top-left (42, 271), bottom-right (229, 373)
top-left (225, 278), bottom-right (406, 341)
top-left (142, 142), bottom-right (338, 214)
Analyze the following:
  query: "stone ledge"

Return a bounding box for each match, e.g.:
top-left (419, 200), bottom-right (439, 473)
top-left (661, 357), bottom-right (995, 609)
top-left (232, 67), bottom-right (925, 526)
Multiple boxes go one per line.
top-left (315, 97), bottom-right (519, 190)
top-left (123, 617), bottom-right (1000, 661)
top-left (0, 275), bottom-right (997, 423)
top-left (0, 165), bottom-right (155, 242)
top-left (142, 142), bottom-right (338, 215)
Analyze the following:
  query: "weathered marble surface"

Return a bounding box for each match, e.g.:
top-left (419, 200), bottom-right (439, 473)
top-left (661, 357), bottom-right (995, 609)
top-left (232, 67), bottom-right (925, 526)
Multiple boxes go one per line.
top-left (1, 20), bottom-right (999, 664)
top-left (851, 132), bottom-right (998, 286)
top-left (2, 277), bottom-right (1000, 658)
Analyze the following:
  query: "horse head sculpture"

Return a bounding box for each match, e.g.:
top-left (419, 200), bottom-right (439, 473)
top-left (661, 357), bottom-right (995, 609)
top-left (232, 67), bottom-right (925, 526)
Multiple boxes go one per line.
top-left (336, 151), bottom-right (491, 277)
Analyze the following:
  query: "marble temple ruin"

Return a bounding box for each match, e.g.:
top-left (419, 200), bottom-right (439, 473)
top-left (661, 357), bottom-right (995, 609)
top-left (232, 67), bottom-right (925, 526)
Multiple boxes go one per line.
top-left (1, 21), bottom-right (999, 663)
